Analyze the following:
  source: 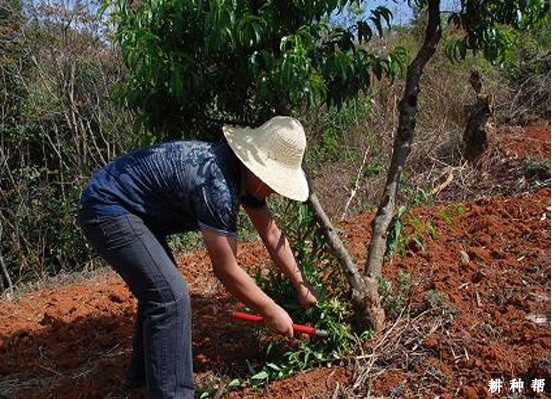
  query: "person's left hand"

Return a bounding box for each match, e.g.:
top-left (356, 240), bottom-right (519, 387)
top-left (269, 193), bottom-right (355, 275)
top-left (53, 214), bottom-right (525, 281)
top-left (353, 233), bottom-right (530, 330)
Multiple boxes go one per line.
top-left (295, 281), bottom-right (319, 308)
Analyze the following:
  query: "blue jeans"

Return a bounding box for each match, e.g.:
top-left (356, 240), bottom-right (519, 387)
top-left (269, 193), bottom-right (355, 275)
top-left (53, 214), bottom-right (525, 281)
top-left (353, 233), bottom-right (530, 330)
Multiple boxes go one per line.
top-left (78, 212), bottom-right (194, 399)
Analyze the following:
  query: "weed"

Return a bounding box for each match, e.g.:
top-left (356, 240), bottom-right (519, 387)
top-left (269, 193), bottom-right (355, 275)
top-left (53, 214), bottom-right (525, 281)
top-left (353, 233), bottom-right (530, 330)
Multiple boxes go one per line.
top-left (386, 207), bottom-right (437, 258)
top-left (425, 289), bottom-right (445, 308)
top-left (400, 172), bottom-right (433, 207)
top-left (310, 95), bottom-right (374, 164)
top-left (386, 206), bottom-right (408, 257)
top-left (379, 271), bottom-right (411, 319)
top-left (168, 231), bottom-right (204, 255)
top-left (196, 382), bottom-right (218, 399)
top-left (436, 203), bottom-right (466, 225)
top-left (362, 160), bottom-right (384, 178)
top-left (423, 289), bottom-right (456, 317)
top-left (523, 157), bottom-right (551, 181)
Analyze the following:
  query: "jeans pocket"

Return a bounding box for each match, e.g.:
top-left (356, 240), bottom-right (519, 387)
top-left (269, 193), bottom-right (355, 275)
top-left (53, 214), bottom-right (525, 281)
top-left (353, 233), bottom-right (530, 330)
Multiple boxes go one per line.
top-left (82, 215), bottom-right (143, 252)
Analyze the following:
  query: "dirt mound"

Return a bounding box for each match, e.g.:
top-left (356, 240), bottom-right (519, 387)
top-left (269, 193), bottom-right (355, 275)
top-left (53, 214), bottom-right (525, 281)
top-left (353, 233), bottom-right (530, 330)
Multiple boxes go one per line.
top-left (0, 126), bottom-right (549, 399)
top-left (499, 125), bottom-right (550, 160)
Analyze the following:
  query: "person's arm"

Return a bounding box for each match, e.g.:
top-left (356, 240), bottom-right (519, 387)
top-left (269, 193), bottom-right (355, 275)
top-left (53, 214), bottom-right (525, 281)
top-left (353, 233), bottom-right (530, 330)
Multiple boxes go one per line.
top-left (201, 228), bottom-right (294, 338)
top-left (243, 204), bottom-right (318, 308)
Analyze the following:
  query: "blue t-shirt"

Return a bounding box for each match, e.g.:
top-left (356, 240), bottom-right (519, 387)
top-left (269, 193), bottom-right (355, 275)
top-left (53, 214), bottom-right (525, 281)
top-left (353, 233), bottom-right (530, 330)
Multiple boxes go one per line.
top-left (78, 141), bottom-right (244, 236)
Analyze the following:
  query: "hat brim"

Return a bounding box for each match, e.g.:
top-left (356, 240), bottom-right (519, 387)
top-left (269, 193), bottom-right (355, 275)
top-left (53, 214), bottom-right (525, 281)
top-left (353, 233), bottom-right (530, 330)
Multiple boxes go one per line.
top-left (223, 125), bottom-right (309, 202)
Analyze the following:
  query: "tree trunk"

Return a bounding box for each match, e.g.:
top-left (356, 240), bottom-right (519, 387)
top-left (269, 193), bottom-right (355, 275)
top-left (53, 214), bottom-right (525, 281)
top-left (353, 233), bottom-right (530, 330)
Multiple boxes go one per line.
top-left (306, 190), bottom-right (386, 331)
top-left (463, 69), bottom-right (496, 164)
top-left (307, 1), bottom-right (442, 331)
top-left (364, 1), bottom-right (442, 280)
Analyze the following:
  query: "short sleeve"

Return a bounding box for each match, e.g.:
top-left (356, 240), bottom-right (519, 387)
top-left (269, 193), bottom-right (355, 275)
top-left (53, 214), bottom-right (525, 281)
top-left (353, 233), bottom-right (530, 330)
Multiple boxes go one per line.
top-left (193, 176), bottom-right (240, 236)
top-left (241, 192), bottom-right (267, 209)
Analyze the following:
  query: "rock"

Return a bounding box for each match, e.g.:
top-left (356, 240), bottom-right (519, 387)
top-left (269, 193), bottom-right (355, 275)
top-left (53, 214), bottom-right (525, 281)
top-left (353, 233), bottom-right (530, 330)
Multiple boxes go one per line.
top-left (525, 312), bottom-right (550, 326)
top-left (459, 250), bottom-right (470, 265)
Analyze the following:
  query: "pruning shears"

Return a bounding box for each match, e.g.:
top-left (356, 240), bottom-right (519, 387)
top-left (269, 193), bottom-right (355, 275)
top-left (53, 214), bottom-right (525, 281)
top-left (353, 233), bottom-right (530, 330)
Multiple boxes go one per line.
top-left (232, 311), bottom-right (329, 339)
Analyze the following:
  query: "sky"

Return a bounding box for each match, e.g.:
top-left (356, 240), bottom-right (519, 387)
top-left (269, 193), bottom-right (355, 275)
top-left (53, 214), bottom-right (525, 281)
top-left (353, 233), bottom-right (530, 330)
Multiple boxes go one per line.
top-left (336, 0), bottom-right (461, 26)
top-left (330, 1), bottom-right (413, 27)
top-left (29, 0), bottom-right (416, 25)
top-left (26, 0), bottom-right (462, 33)
top-left (361, 1), bottom-right (415, 25)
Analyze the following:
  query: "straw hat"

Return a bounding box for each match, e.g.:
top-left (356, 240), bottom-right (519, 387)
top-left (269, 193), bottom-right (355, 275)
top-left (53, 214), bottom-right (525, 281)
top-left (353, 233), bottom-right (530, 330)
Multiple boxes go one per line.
top-left (223, 116), bottom-right (309, 202)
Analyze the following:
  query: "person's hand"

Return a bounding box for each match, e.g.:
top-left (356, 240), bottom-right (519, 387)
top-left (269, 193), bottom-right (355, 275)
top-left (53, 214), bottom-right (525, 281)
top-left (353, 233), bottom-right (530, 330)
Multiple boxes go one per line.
top-left (296, 281), bottom-right (319, 308)
top-left (262, 304), bottom-right (294, 338)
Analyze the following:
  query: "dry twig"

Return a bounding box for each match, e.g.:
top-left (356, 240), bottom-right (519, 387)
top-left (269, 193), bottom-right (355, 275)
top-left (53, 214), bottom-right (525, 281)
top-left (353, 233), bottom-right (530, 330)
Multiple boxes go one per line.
top-left (327, 307), bottom-right (447, 398)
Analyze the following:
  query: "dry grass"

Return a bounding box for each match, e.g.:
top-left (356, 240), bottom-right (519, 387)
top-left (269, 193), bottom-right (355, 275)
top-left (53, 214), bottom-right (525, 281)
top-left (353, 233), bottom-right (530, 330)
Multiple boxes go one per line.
top-left (496, 53), bottom-right (551, 127)
top-left (0, 344), bottom-right (132, 399)
top-left (0, 263), bottom-right (110, 302)
top-left (306, 50), bottom-right (474, 221)
top-left (306, 43), bottom-right (549, 224)
top-left (415, 143), bottom-right (550, 205)
top-left (315, 306), bottom-right (449, 399)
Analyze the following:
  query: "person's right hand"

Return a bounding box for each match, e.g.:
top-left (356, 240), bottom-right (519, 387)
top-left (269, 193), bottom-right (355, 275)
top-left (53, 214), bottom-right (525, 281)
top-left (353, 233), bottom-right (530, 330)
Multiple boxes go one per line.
top-left (262, 304), bottom-right (294, 339)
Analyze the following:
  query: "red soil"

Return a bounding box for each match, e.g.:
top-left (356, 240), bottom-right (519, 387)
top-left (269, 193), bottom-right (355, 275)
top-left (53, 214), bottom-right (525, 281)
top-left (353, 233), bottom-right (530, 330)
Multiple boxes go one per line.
top-left (498, 125), bottom-right (550, 160)
top-left (0, 125), bottom-right (549, 399)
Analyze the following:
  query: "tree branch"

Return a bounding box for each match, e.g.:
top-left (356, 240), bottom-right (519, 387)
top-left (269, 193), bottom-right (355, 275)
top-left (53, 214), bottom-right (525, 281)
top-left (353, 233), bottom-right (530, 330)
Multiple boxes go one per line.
top-left (305, 169), bottom-right (364, 291)
top-left (0, 218), bottom-right (14, 295)
top-left (365, 0), bottom-right (442, 279)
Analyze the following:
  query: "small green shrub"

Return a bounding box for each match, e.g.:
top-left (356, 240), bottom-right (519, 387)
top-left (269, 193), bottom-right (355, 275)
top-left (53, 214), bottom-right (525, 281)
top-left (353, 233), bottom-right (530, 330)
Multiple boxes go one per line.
top-left (233, 202), bottom-right (366, 391)
top-left (386, 206), bottom-right (438, 258)
top-left (523, 158), bottom-right (551, 181)
top-left (231, 299), bottom-right (359, 390)
top-left (423, 289), bottom-right (457, 317)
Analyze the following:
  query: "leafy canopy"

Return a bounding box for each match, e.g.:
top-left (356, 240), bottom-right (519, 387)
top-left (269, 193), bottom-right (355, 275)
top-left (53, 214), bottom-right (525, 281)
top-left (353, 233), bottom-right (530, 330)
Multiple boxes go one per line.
top-left (108, 0), bottom-right (407, 139)
top-left (446, 0), bottom-right (549, 62)
top-left (107, 0), bottom-right (548, 140)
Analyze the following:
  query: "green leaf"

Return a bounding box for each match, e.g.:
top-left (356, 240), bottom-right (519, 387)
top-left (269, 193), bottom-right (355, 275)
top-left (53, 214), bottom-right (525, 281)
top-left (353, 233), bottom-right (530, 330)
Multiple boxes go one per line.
top-left (251, 371), bottom-right (269, 380)
top-left (371, 57), bottom-right (383, 79)
top-left (251, 20), bottom-right (262, 44)
top-left (266, 363), bottom-right (282, 371)
top-left (386, 55), bottom-right (395, 78)
top-left (228, 379), bottom-right (241, 387)
top-left (369, 15), bottom-right (383, 36)
top-left (357, 20), bottom-right (372, 42)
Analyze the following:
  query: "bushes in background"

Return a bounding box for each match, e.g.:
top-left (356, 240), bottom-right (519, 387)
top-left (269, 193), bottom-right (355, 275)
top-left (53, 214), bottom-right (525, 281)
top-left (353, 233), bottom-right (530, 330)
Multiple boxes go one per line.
top-left (0, 1), bottom-right (549, 293)
top-left (0, 1), bottom-right (139, 289)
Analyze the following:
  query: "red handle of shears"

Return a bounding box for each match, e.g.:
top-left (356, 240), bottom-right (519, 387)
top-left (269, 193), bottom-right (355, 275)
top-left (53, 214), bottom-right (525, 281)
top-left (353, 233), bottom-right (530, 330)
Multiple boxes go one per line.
top-left (232, 311), bottom-right (320, 336)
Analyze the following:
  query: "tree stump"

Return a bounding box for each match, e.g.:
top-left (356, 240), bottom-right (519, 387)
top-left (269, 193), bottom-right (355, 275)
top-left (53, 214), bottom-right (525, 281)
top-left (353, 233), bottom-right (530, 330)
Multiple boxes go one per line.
top-left (463, 70), bottom-right (496, 164)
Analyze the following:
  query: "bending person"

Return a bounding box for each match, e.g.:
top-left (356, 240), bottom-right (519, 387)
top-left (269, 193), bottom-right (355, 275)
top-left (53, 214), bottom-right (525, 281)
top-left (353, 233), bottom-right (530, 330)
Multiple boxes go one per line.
top-left (76, 116), bottom-right (318, 399)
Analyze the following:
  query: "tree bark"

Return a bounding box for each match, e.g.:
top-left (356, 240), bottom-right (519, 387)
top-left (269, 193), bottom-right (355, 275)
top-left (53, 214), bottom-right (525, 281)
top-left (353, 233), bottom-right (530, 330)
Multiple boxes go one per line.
top-left (306, 191), bottom-right (363, 290)
top-left (463, 69), bottom-right (496, 164)
top-left (306, 1), bottom-right (442, 331)
top-left (307, 190), bottom-right (386, 331)
top-left (365, 0), bottom-right (442, 281)
top-left (0, 219), bottom-right (14, 295)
